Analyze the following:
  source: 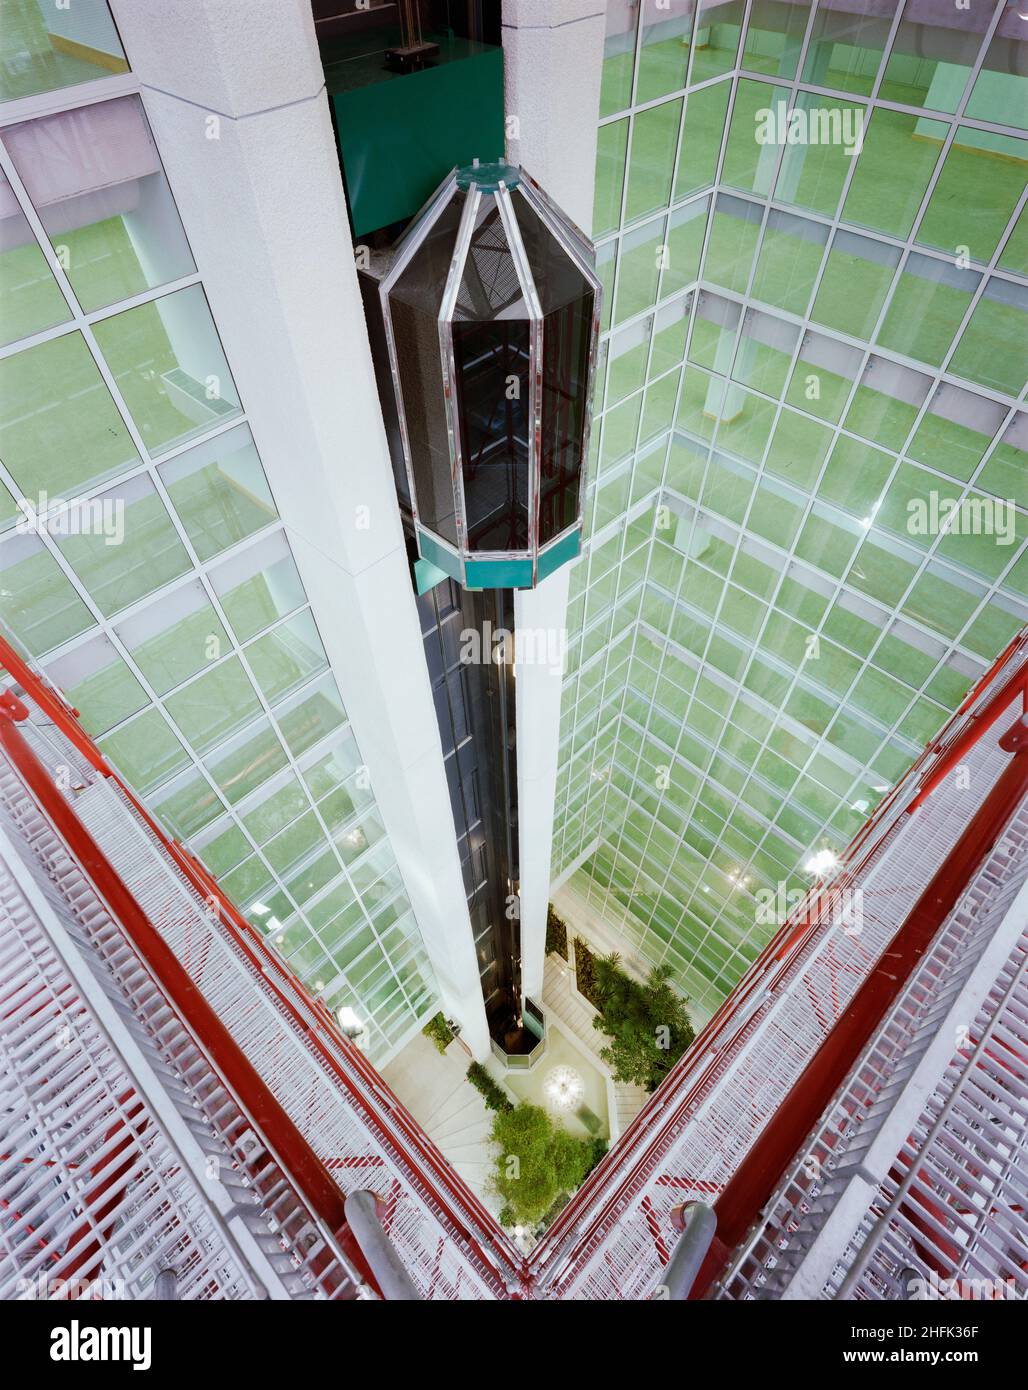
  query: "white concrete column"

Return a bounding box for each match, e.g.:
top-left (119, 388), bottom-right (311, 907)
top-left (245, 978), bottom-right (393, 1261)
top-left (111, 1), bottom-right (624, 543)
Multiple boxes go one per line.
top-left (109, 0), bottom-right (490, 1058)
top-left (514, 567), bottom-right (572, 1002)
top-left (503, 0), bottom-right (604, 1003)
top-left (502, 0), bottom-right (605, 232)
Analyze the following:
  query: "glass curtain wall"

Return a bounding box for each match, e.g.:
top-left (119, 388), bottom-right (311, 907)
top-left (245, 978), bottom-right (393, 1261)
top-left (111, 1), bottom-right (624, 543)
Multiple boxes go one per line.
top-left (554, 0), bottom-right (1028, 1024)
top-left (0, 0), bottom-right (440, 1062)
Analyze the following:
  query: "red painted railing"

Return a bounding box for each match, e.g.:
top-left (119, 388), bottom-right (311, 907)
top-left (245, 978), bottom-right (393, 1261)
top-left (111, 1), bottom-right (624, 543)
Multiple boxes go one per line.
top-left (3, 623), bottom-right (1026, 1299)
top-left (528, 630), bottom-right (1028, 1290)
top-left (0, 634), bottom-right (523, 1298)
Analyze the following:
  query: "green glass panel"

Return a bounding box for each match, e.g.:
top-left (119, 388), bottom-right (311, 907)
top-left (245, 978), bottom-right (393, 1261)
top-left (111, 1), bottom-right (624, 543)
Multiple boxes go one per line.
top-left (55, 478), bottom-right (191, 617)
top-left (750, 210), bottom-right (826, 316)
top-left (165, 654), bottom-right (262, 754)
top-left (594, 119), bottom-right (629, 237)
top-left (625, 99), bottom-right (683, 223)
top-left (875, 253), bottom-right (978, 368)
top-left (0, 169), bottom-right (70, 347)
top-left (0, 332), bottom-right (138, 500)
top-left (207, 719), bottom-right (289, 804)
top-left (842, 110), bottom-right (947, 239)
top-left (764, 410), bottom-right (832, 491)
top-left (0, 1), bottom-right (128, 101)
top-left (849, 535), bottom-right (918, 607)
top-left (966, 31), bottom-right (1028, 131)
top-left (600, 5), bottom-right (637, 117)
top-left (119, 585), bottom-right (230, 696)
top-left (794, 509), bottom-right (859, 579)
top-left (998, 203), bottom-right (1028, 275)
top-left (4, 96), bottom-right (194, 314)
top-left (160, 424), bottom-right (277, 562)
top-left (947, 280), bottom-right (1028, 398)
top-left (54, 642), bottom-right (147, 738)
top-left (637, 0), bottom-right (695, 102)
top-left (811, 231), bottom-right (899, 341)
top-left (99, 707), bottom-right (190, 793)
top-left (91, 285), bottom-right (241, 456)
top-left (702, 197), bottom-right (761, 294)
top-left (916, 130), bottom-right (1027, 263)
top-left (661, 199), bottom-right (708, 297)
top-left (801, 0), bottom-right (897, 96)
top-left (213, 540), bottom-right (306, 643)
top-left (691, 0), bottom-right (745, 83)
top-left (741, 0), bottom-right (807, 79)
top-left (879, 8), bottom-right (986, 111)
top-left (0, 535), bottom-right (94, 656)
top-left (722, 80), bottom-right (787, 197)
top-left (773, 94), bottom-right (866, 218)
top-left (614, 216), bottom-right (667, 322)
top-left (674, 81), bottom-right (731, 197)
top-left (902, 564), bottom-right (984, 641)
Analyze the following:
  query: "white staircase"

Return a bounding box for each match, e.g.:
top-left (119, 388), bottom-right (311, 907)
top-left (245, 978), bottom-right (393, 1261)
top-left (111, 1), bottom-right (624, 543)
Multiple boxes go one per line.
top-left (381, 1034), bottom-right (503, 1214)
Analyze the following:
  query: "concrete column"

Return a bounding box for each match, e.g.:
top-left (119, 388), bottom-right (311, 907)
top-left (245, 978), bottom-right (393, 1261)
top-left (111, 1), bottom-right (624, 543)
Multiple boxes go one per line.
top-left (109, 0), bottom-right (489, 1058)
top-left (502, 1), bottom-right (604, 1003)
top-left (503, 0), bottom-right (605, 232)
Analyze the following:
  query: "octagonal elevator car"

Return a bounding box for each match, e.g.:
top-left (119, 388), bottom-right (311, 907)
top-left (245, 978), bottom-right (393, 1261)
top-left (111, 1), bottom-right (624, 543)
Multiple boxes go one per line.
top-left (380, 161), bottom-right (601, 590)
top-left (373, 162), bottom-right (600, 1052)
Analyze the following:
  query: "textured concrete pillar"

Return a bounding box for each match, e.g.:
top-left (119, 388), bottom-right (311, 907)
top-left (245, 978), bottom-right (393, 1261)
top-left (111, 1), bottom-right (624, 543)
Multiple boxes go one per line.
top-left (109, 0), bottom-right (490, 1058)
top-left (503, 1), bottom-right (604, 1002)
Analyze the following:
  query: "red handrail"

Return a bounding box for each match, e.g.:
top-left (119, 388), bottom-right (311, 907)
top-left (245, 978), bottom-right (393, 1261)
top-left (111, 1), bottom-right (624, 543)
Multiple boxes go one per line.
top-left (0, 689), bottom-right (369, 1282)
top-left (529, 628), bottom-right (1028, 1275)
top-left (0, 635), bottom-right (523, 1289)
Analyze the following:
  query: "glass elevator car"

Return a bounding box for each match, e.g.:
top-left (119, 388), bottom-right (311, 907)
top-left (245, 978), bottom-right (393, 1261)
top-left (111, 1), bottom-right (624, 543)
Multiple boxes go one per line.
top-left (380, 161), bottom-right (602, 590)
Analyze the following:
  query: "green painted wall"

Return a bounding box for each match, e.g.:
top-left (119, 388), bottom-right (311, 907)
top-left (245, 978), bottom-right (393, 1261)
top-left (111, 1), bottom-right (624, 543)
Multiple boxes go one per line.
top-left (329, 39), bottom-right (505, 238)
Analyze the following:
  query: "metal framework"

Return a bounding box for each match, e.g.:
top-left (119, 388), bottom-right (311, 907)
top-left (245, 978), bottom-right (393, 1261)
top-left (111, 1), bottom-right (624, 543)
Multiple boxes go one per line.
top-left (0, 761), bottom-right (359, 1301)
top-left (554, 0), bottom-right (1028, 1017)
top-left (717, 799), bottom-right (1028, 1301)
top-left (1, 626), bottom-right (1026, 1299)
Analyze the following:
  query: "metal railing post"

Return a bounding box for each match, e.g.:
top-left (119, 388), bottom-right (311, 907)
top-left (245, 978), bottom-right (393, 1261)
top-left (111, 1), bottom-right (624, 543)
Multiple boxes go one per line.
top-left (344, 1192), bottom-right (421, 1301)
top-left (662, 1203), bottom-right (717, 1300)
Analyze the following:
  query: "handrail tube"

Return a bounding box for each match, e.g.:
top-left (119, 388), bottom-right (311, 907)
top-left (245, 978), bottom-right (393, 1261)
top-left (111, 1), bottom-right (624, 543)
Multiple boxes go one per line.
top-left (696, 715), bottom-right (1028, 1297)
top-left (344, 1191), bottom-right (421, 1301)
top-left (905, 669), bottom-right (1028, 812)
top-left (662, 1202), bottom-right (717, 1300)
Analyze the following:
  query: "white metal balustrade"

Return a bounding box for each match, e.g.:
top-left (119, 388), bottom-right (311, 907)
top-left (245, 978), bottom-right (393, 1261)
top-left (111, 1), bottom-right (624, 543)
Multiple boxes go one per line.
top-left (716, 800), bottom-right (1028, 1301)
top-left (0, 628), bottom-right (1026, 1302)
top-left (0, 706), bottom-right (518, 1300)
top-left (527, 673), bottom-right (1028, 1299)
top-left (0, 798), bottom-right (357, 1301)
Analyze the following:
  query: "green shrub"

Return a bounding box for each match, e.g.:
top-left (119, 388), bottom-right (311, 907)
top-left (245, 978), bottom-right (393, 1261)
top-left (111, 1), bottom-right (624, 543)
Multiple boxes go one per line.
top-left (591, 955), bottom-right (695, 1092)
top-left (422, 1011), bottom-right (454, 1054)
top-left (490, 1102), bottom-right (597, 1228)
top-left (574, 937), bottom-right (601, 1009)
top-left (545, 904), bottom-right (568, 959)
top-left (467, 1061), bottom-right (512, 1113)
